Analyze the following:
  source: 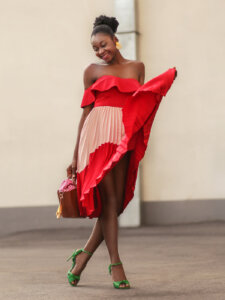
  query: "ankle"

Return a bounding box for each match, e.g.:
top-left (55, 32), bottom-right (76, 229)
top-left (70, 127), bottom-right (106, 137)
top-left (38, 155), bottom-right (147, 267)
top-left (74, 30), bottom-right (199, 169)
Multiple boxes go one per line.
top-left (80, 249), bottom-right (93, 263)
top-left (111, 256), bottom-right (121, 264)
top-left (82, 247), bottom-right (93, 256)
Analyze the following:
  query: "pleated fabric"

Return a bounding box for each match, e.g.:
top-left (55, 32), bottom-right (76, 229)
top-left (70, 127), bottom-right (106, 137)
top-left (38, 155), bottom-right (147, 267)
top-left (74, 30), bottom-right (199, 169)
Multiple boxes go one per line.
top-left (77, 106), bottom-right (125, 173)
top-left (70, 68), bottom-right (176, 218)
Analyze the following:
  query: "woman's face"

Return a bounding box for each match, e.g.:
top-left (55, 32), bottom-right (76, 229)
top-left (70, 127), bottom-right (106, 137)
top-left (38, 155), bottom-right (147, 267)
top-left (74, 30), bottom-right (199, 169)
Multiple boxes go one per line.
top-left (91, 33), bottom-right (117, 63)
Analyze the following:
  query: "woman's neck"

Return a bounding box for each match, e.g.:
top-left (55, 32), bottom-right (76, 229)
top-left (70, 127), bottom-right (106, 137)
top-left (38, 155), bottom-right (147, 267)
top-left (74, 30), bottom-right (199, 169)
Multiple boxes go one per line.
top-left (108, 51), bottom-right (126, 65)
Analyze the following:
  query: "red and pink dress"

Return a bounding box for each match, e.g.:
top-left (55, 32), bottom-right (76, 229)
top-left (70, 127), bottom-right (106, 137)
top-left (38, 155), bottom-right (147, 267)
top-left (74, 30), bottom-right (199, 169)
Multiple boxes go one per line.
top-left (76, 67), bottom-right (176, 218)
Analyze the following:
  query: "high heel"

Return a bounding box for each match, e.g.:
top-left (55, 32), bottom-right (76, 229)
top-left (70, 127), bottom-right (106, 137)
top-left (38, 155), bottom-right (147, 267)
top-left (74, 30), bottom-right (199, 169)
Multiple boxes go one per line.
top-left (108, 262), bottom-right (130, 289)
top-left (66, 248), bottom-right (93, 287)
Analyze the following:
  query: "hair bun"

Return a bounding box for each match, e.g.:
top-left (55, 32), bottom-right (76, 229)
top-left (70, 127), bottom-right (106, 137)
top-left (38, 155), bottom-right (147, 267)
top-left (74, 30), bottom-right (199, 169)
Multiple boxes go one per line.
top-left (93, 15), bottom-right (119, 33)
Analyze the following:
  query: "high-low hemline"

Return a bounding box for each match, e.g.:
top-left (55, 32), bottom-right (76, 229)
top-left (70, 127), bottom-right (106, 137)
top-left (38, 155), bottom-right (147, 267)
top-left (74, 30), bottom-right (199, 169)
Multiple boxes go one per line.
top-left (70, 68), bottom-right (176, 218)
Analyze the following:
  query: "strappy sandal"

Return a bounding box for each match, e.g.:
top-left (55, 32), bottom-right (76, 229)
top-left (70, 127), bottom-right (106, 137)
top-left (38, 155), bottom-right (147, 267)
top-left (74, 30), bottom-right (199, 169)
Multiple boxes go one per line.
top-left (108, 262), bottom-right (130, 289)
top-left (66, 248), bottom-right (93, 286)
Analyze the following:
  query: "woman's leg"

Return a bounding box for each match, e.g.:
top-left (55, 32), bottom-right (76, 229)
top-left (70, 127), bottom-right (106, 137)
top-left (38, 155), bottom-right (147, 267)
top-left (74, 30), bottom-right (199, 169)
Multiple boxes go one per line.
top-left (97, 152), bottom-right (131, 287)
top-left (69, 219), bottom-right (104, 285)
top-left (97, 169), bottom-right (127, 287)
top-left (112, 150), bottom-right (131, 214)
top-left (108, 151), bottom-right (131, 287)
top-left (70, 152), bottom-right (131, 286)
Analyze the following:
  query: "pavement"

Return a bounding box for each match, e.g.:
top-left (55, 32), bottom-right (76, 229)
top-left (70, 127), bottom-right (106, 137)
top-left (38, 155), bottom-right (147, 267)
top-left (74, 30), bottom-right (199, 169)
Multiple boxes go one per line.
top-left (0, 221), bottom-right (225, 300)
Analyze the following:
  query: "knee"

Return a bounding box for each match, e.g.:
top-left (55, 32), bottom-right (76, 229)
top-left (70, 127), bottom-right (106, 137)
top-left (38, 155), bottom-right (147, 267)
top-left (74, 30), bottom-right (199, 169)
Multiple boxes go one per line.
top-left (101, 197), bottom-right (118, 214)
top-left (100, 201), bottom-right (123, 218)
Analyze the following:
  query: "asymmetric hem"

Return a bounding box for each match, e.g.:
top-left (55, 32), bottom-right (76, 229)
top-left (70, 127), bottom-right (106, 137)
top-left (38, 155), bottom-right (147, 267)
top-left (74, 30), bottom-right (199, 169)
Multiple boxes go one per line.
top-left (72, 68), bottom-right (176, 218)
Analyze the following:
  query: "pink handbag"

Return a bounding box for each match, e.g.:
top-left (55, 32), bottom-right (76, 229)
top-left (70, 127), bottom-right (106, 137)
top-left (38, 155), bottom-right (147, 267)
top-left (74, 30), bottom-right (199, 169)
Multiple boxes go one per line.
top-left (56, 178), bottom-right (84, 218)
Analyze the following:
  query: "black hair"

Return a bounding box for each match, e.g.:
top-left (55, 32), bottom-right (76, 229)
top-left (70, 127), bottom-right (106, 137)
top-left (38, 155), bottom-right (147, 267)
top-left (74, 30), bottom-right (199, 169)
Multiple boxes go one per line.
top-left (91, 15), bottom-right (119, 38)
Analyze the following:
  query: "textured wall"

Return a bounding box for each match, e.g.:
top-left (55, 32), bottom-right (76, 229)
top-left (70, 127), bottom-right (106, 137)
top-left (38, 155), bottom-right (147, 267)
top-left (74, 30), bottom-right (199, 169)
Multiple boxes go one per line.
top-left (138, 0), bottom-right (225, 202)
top-left (0, 0), bottom-right (114, 207)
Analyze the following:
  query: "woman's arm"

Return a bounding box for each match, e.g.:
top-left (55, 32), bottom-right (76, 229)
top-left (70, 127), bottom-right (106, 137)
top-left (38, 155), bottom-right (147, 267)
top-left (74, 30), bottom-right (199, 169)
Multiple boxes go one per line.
top-left (138, 62), bottom-right (145, 85)
top-left (72, 65), bottom-right (95, 160)
top-left (67, 65), bottom-right (95, 180)
top-left (72, 103), bottom-right (93, 164)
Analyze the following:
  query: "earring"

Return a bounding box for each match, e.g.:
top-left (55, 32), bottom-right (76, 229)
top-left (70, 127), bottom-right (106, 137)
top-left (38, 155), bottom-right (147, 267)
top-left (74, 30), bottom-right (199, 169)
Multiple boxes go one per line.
top-left (116, 41), bottom-right (122, 50)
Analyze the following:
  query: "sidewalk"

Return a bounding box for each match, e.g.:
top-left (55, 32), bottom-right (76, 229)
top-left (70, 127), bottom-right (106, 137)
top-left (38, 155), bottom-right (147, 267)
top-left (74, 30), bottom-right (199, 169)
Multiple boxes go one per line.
top-left (0, 221), bottom-right (225, 300)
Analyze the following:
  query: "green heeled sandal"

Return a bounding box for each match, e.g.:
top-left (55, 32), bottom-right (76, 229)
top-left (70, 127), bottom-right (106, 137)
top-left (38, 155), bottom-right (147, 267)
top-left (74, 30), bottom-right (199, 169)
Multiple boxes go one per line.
top-left (66, 248), bottom-right (93, 287)
top-left (108, 262), bottom-right (130, 289)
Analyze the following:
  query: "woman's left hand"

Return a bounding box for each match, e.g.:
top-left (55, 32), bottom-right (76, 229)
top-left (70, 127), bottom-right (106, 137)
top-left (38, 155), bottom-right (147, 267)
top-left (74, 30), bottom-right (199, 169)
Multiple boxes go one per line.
top-left (174, 68), bottom-right (178, 79)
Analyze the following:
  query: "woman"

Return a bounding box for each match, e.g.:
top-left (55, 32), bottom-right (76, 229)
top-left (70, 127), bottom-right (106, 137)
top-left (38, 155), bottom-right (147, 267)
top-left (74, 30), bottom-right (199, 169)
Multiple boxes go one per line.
top-left (65, 15), bottom-right (177, 289)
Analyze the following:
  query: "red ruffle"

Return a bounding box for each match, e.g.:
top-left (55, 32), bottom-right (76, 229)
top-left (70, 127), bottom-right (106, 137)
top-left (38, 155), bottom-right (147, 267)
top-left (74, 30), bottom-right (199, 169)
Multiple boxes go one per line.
top-left (80, 75), bottom-right (140, 108)
top-left (133, 68), bottom-right (176, 97)
top-left (123, 68), bottom-right (176, 139)
top-left (77, 68), bottom-right (176, 218)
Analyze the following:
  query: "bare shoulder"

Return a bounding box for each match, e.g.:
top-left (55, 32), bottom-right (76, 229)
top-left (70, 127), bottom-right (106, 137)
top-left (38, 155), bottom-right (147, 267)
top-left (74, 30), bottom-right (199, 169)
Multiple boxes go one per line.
top-left (126, 59), bottom-right (145, 75)
top-left (132, 60), bottom-right (145, 73)
top-left (125, 59), bottom-right (144, 67)
top-left (126, 60), bottom-right (145, 84)
top-left (83, 63), bottom-right (102, 89)
top-left (83, 64), bottom-right (96, 89)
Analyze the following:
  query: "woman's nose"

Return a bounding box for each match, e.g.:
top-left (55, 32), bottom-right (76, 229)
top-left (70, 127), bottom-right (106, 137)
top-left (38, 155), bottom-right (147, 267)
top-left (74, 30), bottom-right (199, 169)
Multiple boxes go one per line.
top-left (98, 48), bottom-right (104, 56)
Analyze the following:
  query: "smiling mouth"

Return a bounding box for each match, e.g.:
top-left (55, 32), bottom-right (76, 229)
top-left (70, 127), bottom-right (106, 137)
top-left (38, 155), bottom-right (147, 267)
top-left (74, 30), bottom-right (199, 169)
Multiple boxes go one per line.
top-left (101, 53), bottom-right (109, 60)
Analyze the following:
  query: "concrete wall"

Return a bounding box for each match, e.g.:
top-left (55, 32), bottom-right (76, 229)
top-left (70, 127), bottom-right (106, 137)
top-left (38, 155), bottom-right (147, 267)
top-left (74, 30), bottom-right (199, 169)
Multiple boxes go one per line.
top-left (0, 0), bottom-right (113, 208)
top-left (138, 1), bottom-right (225, 215)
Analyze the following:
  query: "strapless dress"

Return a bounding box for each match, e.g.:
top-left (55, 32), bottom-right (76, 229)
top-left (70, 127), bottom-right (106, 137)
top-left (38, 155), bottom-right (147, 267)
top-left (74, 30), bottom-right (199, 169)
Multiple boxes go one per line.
top-left (73, 68), bottom-right (176, 218)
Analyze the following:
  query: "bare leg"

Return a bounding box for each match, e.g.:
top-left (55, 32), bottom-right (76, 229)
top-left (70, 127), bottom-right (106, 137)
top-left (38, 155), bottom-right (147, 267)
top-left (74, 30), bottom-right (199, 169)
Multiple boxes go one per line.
top-left (112, 151), bottom-right (131, 214)
top-left (110, 151), bottom-right (131, 287)
top-left (97, 152), bottom-right (131, 288)
top-left (69, 219), bottom-right (104, 285)
top-left (70, 152), bottom-right (131, 286)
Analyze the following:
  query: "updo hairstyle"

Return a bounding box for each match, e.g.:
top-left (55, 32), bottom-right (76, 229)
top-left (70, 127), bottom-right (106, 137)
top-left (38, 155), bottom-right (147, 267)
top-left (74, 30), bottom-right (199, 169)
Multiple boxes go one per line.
top-left (91, 15), bottom-right (119, 38)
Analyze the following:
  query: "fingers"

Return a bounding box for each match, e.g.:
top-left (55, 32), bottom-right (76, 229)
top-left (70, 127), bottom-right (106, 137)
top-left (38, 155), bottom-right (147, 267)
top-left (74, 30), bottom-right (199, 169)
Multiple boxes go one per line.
top-left (67, 165), bottom-right (72, 172)
top-left (72, 173), bottom-right (77, 185)
top-left (67, 164), bottom-right (72, 178)
top-left (72, 166), bottom-right (77, 176)
top-left (66, 163), bottom-right (77, 181)
top-left (67, 169), bottom-right (72, 178)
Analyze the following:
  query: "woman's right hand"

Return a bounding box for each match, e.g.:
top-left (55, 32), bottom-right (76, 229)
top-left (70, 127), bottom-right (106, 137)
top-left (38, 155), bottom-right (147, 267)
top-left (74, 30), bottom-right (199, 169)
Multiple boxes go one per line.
top-left (67, 160), bottom-right (77, 185)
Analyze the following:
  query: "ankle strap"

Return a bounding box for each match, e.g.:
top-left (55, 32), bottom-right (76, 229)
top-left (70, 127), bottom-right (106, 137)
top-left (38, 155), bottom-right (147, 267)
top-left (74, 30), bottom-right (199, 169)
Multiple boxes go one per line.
top-left (108, 262), bottom-right (122, 275)
top-left (81, 248), bottom-right (93, 256)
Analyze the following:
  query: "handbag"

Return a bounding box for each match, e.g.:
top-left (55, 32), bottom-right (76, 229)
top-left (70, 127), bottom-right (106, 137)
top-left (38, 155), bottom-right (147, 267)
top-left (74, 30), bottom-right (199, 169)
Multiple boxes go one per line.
top-left (56, 178), bottom-right (84, 218)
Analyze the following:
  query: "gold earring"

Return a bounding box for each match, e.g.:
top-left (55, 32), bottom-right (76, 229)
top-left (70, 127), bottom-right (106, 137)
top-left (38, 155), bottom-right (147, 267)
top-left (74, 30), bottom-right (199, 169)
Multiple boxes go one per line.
top-left (116, 41), bottom-right (122, 49)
